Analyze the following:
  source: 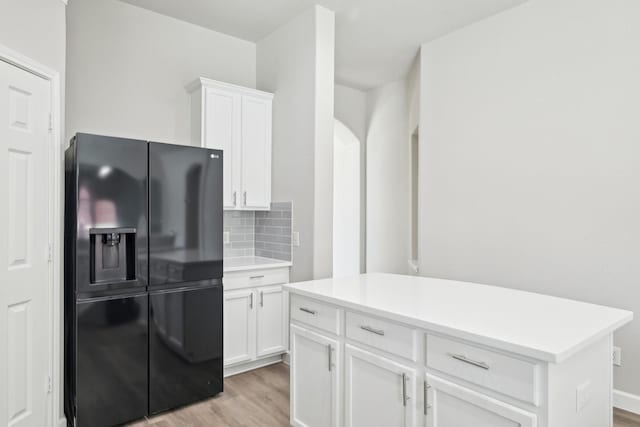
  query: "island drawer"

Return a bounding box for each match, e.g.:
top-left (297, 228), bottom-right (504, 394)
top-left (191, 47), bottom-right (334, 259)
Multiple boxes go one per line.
top-left (346, 311), bottom-right (418, 361)
top-left (224, 267), bottom-right (289, 291)
top-left (290, 296), bottom-right (341, 335)
top-left (426, 334), bottom-right (541, 405)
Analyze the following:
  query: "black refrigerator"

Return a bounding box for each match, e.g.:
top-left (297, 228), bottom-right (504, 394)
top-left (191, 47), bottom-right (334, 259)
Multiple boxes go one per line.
top-left (64, 133), bottom-right (223, 427)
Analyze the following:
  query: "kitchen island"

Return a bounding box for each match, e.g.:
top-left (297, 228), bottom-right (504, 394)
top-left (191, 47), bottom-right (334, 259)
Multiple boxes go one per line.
top-left (284, 273), bottom-right (633, 427)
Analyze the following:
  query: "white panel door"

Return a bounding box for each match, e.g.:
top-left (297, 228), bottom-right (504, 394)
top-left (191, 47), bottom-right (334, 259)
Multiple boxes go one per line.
top-left (345, 345), bottom-right (417, 427)
top-left (290, 325), bottom-right (340, 427)
top-left (205, 87), bottom-right (241, 209)
top-left (425, 374), bottom-right (537, 427)
top-left (256, 285), bottom-right (285, 357)
top-left (223, 289), bottom-right (256, 366)
top-left (0, 60), bottom-right (51, 427)
top-left (240, 96), bottom-right (271, 210)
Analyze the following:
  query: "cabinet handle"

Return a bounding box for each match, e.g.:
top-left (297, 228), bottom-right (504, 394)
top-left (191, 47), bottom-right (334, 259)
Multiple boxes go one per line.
top-left (423, 382), bottom-right (431, 415)
top-left (249, 293), bottom-right (254, 309)
top-left (243, 191), bottom-right (247, 207)
top-left (249, 275), bottom-right (265, 280)
top-left (299, 307), bottom-right (317, 315)
top-left (327, 344), bottom-right (332, 372)
top-left (260, 291), bottom-right (264, 307)
top-left (360, 325), bottom-right (385, 336)
top-left (402, 373), bottom-right (410, 407)
top-left (233, 191), bottom-right (237, 207)
top-left (449, 353), bottom-right (490, 370)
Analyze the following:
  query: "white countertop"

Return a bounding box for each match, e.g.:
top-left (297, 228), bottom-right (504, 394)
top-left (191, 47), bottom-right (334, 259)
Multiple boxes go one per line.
top-left (224, 256), bottom-right (292, 273)
top-left (284, 273), bottom-right (633, 363)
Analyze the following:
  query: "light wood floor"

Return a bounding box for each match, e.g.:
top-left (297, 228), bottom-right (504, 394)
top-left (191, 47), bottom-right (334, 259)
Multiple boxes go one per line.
top-left (129, 362), bottom-right (639, 426)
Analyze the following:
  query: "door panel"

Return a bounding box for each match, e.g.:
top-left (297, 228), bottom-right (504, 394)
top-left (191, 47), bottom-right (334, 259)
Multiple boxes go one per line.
top-left (290, 325), bottom-right (340, 427)
top-left (256, 285), bottom-right (286, 357)
top-left (204, 88), bottom-right (240, 209)
top-left (223, 289), bottom-right (255, 365)
top-left (426, 374), bottom-right (537, 427)
top-left (148, 142), bottom-right (223, 286)
top-left (0, 60), bottom-right (50, 427)
top-left (149, 285), bottom-right (223, 414)
top-left (76, 295), bottom-right (148, 426)
top-left (240, 96), bottom-right (271, 209)
top-left (345, 345), bottom-right (416, 427)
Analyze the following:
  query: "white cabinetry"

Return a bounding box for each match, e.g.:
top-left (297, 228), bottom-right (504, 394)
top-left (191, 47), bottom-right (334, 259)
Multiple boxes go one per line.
top-left (188, 78), bottom-right (273, 210)
top-left (290, 324), bottom-right (341, 427)
top-left (223, 266), bottom-right (289, 376)
top-left (345, 345), bottom-right (417, 427)
top-left (425, 374), bottom-right (537, 427)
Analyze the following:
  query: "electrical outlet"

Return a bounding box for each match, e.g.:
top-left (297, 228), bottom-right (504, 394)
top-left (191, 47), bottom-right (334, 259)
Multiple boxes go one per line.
top-left (292, 231), bottom-right (300, 247)
top-left (223, 231), bottom-right (230, 244)
top-left (576, 380), bottom-right (592, 412)
top-left (613, 346), bottom-right (622, 367)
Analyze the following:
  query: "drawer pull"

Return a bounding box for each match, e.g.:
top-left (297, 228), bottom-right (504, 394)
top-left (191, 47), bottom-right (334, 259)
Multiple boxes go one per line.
top-left (249, 275), bottom-right (265, 279)
top-left (327, 344), bottom-right (332, 371)
top-left (299, 307), bottom-right (317, 315)
top-left (450, 353), bottom-right (490, 370)
top-left (423, 382), bottom-right (431, 415)
top-left (360, 325), bottom-right (385, 336)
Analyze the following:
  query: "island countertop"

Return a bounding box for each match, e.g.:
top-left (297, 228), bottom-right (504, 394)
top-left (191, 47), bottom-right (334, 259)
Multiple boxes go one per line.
top-left (284, 273), bottom-right (633, 363)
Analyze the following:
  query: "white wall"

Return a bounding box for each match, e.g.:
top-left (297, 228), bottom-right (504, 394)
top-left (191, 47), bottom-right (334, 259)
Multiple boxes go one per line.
top-left (366, 80), bottom-right (411, 273)
top-left (66, 0), bottom-right (256, 144)
top-left (419, 0), bottom-right (640, 395)
top-left (257, 6), bottom-right (335, 282)
top-left (335, 84), bottom-right (367, 273)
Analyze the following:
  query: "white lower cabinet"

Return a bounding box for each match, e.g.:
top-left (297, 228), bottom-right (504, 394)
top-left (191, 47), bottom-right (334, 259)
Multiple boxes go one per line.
top-left (223, 282), bottom-right (287, 373)
top-left (345, 345), bottom-right (417, 427)
top-left (425, 374), bottom-right (537, 427)
top-left (290, 325), bottom-right (341, 427)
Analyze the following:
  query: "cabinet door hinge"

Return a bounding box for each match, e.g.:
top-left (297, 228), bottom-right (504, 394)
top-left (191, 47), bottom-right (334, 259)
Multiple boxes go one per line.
top-left (48, 113), bottom-right (53, 132)
top-left (47, 376), bottom-right (52, 394)
top-left (48, 244), bottom-right (53, 262)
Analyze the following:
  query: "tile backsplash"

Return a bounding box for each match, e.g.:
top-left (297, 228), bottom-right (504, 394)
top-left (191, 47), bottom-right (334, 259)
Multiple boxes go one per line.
top-left (223, 202), bottom-right (292, 261)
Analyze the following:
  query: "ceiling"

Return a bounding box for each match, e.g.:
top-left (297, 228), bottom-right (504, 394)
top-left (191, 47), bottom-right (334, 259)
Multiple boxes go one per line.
top-left (119, 0), bottom-right (528, 90)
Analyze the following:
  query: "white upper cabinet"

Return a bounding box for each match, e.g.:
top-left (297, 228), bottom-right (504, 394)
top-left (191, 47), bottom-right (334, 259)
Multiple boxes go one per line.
top-left (188, 78), bottom-right (273, 210)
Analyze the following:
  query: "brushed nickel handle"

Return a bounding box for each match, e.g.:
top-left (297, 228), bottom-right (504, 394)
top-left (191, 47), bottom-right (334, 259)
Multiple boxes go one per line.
top-left (449, 353), bottom-right (490, 370)
top-left (327, 344), bottom-right (332, 371)
top-left (424, 382), bottom-right (431, 415)
top-left (360, 325), bottom-right (385, 336)
top-left (299, 307), bottom-right (317, 315)
top-left (260, 291), bottom-right (264, 307)
top-left (249, 293), bottom-right (253, 309)
top-left (402, 373), bottom-right (410, 407)
top-left (233, 191), bottom-right (237, 207)
top-left (249, 275), bottom-right (265, 279)
top-left (243, 191), bottom-right (247, 207)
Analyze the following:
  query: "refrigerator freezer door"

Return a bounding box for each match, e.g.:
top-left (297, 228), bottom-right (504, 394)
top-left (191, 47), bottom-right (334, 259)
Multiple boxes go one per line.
top-left (71, 134), bottom-right (148, 297)
top-left (148, 143), bottom-right (223, 287)
top-left (76, 294), bottom-right (148, 426)
top-left (149, 285), bottom-right (224, 414)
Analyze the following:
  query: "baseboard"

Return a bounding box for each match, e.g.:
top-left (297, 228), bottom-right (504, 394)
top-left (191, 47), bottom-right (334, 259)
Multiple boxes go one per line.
top-left (282, 351), bottom-right (290, 366)
top-left (223, 354), bottom-right (284, 378)
top-left (614, 389), bottom-right (640, 415)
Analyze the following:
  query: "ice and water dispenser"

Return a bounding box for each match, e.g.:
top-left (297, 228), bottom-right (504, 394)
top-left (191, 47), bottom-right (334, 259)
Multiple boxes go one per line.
top-left (89, 227), bottom-right (137, 284)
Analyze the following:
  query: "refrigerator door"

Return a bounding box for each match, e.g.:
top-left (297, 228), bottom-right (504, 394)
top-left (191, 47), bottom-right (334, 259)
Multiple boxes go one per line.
top-left (72, 134), bottom-right (148, 297)
top-left (149, 285), bottom-right (224, 414)
top-left (148, 143), bottom-right (223, 288)
top-left (76, 294), bottom-right (148, 426)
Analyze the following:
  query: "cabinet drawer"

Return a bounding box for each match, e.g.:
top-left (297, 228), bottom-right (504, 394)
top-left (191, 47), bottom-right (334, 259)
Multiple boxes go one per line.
top-left (427, 334), bottom-right (541, 405)
top-left (224, 267), bottom-right (289, 291)
top-left (346, 311), bottom-right (417, 361)
top-left (290, 296), bottom-right (341, 335)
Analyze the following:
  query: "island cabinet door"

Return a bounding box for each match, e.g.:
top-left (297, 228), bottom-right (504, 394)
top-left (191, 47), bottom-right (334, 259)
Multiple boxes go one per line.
top-left (223, 289), bottom-right (256, 365)
top-left (290, 324), bottom-right (341, 427)
top-left (345, 345), bottom-right (417, 427)
top-left (425, 374), bottom-right (537, 427)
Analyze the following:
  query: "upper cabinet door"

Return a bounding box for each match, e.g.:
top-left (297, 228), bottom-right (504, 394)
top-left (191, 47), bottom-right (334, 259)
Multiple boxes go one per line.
top-left (240, 95), bottom-right (272, 210)
top-left (204, 87), bottom-right (241, 209)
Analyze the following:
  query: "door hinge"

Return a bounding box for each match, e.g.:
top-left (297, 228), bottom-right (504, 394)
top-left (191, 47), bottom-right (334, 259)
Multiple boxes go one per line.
top-left (47, 244), bottom-right (53, 262)
top-left (48, 113), bottom-right (53, 132)
top-left (47, 376), bottom-right (52, 394)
